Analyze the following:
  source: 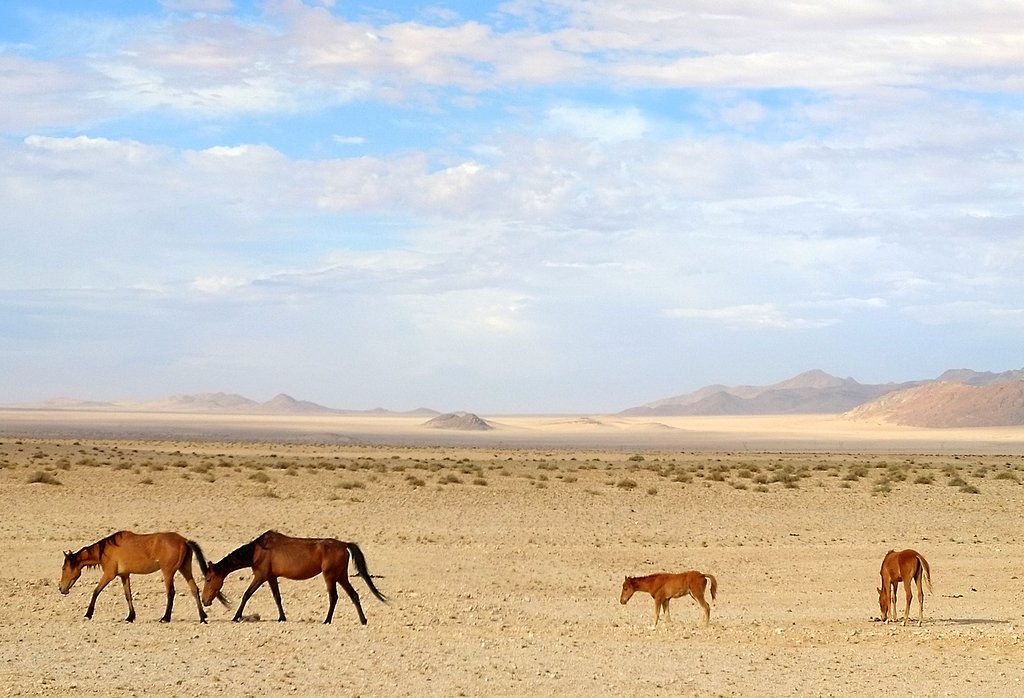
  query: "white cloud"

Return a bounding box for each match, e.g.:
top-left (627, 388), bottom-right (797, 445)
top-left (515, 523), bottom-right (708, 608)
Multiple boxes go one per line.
top-left (545, 106), bottom-right (649, 141)
top-left (160, 0), bottom-right (235, 12)
top-left (663, 304), bottom-right (838, 330)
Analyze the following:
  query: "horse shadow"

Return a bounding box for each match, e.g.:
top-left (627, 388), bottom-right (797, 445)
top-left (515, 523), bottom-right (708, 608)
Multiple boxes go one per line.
top-left (933, 617), bottom-right (1011, 627)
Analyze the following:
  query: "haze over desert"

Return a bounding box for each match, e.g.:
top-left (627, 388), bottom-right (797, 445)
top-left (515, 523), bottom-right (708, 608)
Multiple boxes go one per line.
top-left (2, 410), bottom-right (1024, 696)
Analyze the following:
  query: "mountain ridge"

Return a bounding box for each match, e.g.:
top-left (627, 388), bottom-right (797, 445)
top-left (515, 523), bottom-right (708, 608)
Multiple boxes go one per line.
top-left (14, 392), bottom-right (438, 417)
top-left (621, 368), bottom-right (1022, 420)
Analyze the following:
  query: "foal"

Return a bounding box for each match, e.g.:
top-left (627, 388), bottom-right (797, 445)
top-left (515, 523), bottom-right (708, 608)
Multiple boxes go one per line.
top-left (878, 548), bottom-right (933, 626)
top-left (620, 570), bottom-right (718, 629)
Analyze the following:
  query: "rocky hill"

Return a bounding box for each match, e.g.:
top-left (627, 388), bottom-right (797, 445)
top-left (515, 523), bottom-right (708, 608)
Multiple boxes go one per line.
top-left (423, 412), bottom-right (493, 431)
top-left (846, 380), bottom-right (1024, 427)
top-left (620, 369), bottom-right (917, 416)
top-left (621, 368), bottom-right (1024, 421)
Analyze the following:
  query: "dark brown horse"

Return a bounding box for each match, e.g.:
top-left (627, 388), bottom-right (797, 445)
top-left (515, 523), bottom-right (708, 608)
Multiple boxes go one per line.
top-left (201, 530), bottom-right (387, 624)
top-left (878, 548), bottom-right (933, 626)
top-left (620, 571), bottom-right (718, 628)
top-left (59, 530), bottom-right (225, 623)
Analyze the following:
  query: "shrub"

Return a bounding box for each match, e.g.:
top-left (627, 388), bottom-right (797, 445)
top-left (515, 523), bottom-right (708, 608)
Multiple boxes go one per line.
top-left (27, 471), bottom-right (60, 485)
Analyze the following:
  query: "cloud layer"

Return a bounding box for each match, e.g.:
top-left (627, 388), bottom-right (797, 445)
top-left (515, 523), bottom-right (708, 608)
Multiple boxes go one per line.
top-left (2, 1), bottom-right (1023, 412)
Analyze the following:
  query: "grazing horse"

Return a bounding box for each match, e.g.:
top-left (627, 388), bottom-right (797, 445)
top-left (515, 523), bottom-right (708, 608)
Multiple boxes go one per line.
top-left (201, 530), bottom-right (387, 624)
top-left (878, 548), bottom-right (933, 626)
top-left (59, 530), bottom-right (225, 623)
top-left (620, 571), bottom-right (718, 629)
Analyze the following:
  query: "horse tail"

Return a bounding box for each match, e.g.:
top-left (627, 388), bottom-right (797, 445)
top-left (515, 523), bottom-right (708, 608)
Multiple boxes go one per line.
top-left (347, 542), bottom-right (388, 604)
top-left (188, 540), bottom-right (211, 574)
top-left (705, 574), bottom-right (718, 602)
top-left (188, 540), bottom-right (230, 607)
top-left (917, 553), bottom-right (933, 595)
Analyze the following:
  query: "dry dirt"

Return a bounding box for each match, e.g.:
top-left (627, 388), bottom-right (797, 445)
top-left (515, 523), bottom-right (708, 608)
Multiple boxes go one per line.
top-left (2, 412), bottom-right (1024, 696)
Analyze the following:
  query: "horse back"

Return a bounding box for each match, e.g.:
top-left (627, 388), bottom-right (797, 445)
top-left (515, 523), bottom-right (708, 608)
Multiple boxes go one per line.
top-left (103, 531), bottom-right (189, 574)
top-left (648, 571), bottom-right (707, 599)
top-left (880, 548), bottom-right (927, 585)
top-left (257, 535), bottom-right (348, 579)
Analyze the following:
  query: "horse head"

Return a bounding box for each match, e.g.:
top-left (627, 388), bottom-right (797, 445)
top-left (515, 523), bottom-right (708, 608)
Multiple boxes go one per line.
top-left (877, 586), bottom-right (889, 619)
top-left (201, 565), bottom-right (226, 607)
top-left (620, 576), bottom-right (637, 605)
top-left (58, 551), bottom-right (82, 595)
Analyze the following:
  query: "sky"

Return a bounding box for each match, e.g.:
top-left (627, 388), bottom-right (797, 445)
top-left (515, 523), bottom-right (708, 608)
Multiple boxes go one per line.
top-left (2, 0), bottom-right (1023, 413)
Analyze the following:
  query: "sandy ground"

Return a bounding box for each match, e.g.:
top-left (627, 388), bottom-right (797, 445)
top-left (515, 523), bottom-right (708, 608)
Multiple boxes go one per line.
top-left (3, 411), bottom-right (1024, 696)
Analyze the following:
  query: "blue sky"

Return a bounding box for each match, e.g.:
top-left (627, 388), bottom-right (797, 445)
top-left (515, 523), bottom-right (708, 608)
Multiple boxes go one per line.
top-left (2, 0), bottom-right (1023, 413)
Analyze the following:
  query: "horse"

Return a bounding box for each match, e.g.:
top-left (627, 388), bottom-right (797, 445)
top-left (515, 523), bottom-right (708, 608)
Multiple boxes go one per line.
top-left (620, 571), bottom-right (718, 629)
top-left (877, 548), bottom-right (933, 626)
top-left (59, 530), bottom-right (226, 623)
top-left (201, 530), bottom-right (387, 624)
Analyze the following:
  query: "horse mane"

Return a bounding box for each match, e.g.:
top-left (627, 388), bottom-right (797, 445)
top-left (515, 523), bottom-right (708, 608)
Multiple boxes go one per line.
top-left (210, 532), bottom-right (274, 573)
top-left (70, 530), bottom-right (125, 569)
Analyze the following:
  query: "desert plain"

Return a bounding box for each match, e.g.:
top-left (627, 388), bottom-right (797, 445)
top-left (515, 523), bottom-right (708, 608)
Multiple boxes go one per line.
top-left (2, 410), bottom-right (1024, 697)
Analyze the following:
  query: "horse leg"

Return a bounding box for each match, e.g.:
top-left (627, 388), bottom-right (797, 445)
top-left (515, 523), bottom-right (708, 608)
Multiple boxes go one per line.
top-left (651, 597), bottom-right (662, 629)
top-left (692, 590), bottom-right (711, 625)
top-left (662, 598), bottom-right (671, 624)
top-left (120, 575), bottom-right (137, 623)
top-left (323, 579), bottom-right (339, 624)
top-left (916, 573), bottom-right (925, 626)
top-left (888, 581), bottom-right (899, 622)
top-left (338, 576), bottom-right (367, 625)
top-left (232, 577), bottom-right (266, 622)
top-left (85, 570), bottom-right (116, 620)
top-left (267, 576), bottom-right (286, 622)
top-left (159, 569), bottom-right (176, 623)
top-left (178, 565), bottom-right (207, 623)
top-left (901, 579), bottom-right (913, 626)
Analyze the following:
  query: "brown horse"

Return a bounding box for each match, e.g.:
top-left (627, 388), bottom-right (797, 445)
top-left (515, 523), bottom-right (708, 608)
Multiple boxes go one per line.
top-left (59, 530), bottom-right (225, 623)
top-left (620, 571), bottom-right (718, 629)
top-left (877, 548), bottom-right (933, 626)
top-left (201, 530), bottom-right (387, 624)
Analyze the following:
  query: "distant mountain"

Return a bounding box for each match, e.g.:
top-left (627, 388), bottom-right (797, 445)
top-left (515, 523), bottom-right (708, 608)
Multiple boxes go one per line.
top-left (19, 392), bottom-right (438, 416)
top-left (146, 392), bottom-right (261, 412)
top-left (935, 368), bottom-right (1024, 387)
top-left (254, 393), bottom-right (337, 414)
top-left (620, 369), bottom-right (918, 416)
top-left (847, 380), bottom-right (1024, 427)
top-left (423, 412), bottom-right (494, 431)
